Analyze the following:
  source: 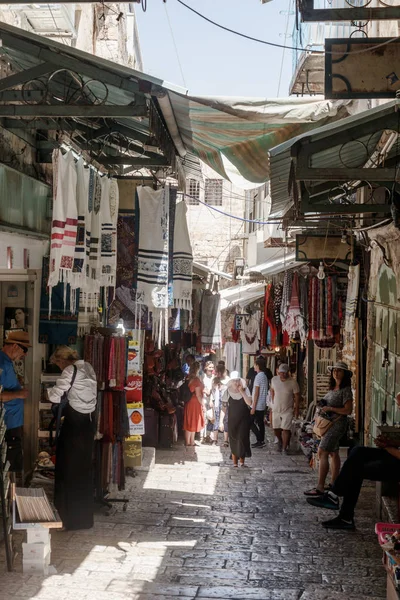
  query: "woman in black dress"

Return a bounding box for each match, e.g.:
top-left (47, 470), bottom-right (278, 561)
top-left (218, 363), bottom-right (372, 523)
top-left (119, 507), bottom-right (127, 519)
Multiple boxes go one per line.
top-left (224, 372), bottom-right (252, 467)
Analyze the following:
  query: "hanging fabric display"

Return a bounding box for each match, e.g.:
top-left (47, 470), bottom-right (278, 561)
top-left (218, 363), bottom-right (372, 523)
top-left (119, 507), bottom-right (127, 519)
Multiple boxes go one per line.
top-left (136, 185), bottom-right (170, 345)
top-left (48, 150), bottom-right (78, 303)
top-left (241, 311), bottom-right (260, 354)
top-left (283, 273), bottom-right (308, 346)
top-left (116, 213), bottom-right (136, 289)
top-left (280, 271), bottom-right (293, 326)
top-left (201, 291), bottom-right (222, 348)
top-left (38, 257), bottom-right (78, 345)
top-left (173, 201), bottom-right (193, 311)
top-left (100, 177), bottom-right (119, 289)
top-left (263, 284), bottom-right (277, 347)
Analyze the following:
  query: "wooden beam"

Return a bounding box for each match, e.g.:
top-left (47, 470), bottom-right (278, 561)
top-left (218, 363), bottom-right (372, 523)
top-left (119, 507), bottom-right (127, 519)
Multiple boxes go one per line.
top-left (1, 33), bottom-right (142, 96)
top-left (0, 105), bottom-right (148, 118)
top-left (0, 62), bottom-right (56, 92)
top-left (296, 167), bottom-right (399, 182)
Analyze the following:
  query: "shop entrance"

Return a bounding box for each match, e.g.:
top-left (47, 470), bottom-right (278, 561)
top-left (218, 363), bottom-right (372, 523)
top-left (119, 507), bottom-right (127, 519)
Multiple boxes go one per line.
top-left (0, 270), bottom-right (42, 477)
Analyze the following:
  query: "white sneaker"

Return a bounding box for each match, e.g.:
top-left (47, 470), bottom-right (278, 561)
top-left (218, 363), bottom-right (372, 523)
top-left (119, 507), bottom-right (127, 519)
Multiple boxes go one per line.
top-left (274, 437), bottom-right (279, 444)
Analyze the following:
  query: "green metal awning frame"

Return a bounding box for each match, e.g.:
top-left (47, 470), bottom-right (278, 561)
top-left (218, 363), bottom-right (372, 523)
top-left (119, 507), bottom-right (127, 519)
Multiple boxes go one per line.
top-left (269, 99), bottom-right (400, 218)
top-left (0, 22), bottom-right (196, 179)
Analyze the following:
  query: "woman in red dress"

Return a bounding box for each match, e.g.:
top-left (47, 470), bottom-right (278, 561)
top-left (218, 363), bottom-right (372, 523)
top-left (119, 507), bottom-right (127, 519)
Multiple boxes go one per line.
top-left (183, 361), bottom-right (205, 447)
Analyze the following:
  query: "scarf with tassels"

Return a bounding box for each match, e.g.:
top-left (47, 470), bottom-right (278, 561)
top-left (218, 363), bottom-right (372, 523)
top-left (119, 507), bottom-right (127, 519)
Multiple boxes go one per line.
top-left (173, 201), bottom-right (193, 311)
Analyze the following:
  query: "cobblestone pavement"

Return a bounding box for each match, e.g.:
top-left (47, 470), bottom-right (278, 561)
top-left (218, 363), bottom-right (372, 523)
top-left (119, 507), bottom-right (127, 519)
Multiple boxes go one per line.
top-left (0, 436), bottom-right (387, 600)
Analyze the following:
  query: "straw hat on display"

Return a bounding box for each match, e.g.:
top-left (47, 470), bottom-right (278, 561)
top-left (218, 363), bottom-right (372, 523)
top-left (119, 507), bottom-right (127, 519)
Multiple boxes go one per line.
top-left (4, 331), bottom-right (31, 348)
top-left (327, 361), bottom-right (353, 377)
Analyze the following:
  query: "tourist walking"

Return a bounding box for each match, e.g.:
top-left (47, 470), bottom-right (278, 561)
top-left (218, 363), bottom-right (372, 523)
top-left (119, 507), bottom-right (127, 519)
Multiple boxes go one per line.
top-left (270, 364), bottom-right (300, 454)
top-left (250, 357), bottom-right (269, 448)
top-left (201, 361), bottom-right (214, 443)
top-left (225, 371), bottom-right (252, 467)
top-left (209, 364), bottom-right (230, 446)
top-left (183, 361), bottom-right (205, 447)
top-left (304, 362), bottom-right (353, 498)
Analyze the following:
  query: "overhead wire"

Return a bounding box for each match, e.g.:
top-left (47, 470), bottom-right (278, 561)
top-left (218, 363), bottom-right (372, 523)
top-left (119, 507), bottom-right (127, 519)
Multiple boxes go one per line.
top-left (277, 0), bottom-right (293, 97)
top-left (175, 0), bottom-right (400, 56)
top-left (164, 2), bottom-right (187, 88)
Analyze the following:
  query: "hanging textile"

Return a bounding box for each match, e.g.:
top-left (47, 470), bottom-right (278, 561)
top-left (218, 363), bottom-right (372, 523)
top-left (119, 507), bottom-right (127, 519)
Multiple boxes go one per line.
top-left (280, 271), bottom-right (293, 326)
top-left (100, 177), bottom-right (119, 289)
top-left (72, 158), bottom-right (90, 287)
top-left (273, 282), bottom-right (283, 326)
top-left (263, 284), bottom-right (277, 347)
top-left (309, 276), bottom-right (319, 340)
top-left (283, 272), bottom-right (307, 346)
top-left (136, 185), bottom-right (170, 345)
top-left (299, 274), bottom-right (309, 342)
top-left (39, 256), bottom-right (78, 345)
top-left (343, 265), bottom-right (360, 369)
top-left (241, 312), bottom-right (260, 354)
top-left (48, 150), bottom-right (78, 299)
top-left (173, 201), bottom-right (193, 311)
top-left (116, 213), bottom-right (136, 289)
top-left (201, 291), bottom-right (222, 347)
top-left (223, 341), bottom-right (241, 373)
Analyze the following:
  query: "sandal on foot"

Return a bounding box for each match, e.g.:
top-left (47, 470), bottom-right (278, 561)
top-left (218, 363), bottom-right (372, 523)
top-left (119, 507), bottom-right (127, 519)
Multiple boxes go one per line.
top-left (304, 487), bottom-right (324, 497)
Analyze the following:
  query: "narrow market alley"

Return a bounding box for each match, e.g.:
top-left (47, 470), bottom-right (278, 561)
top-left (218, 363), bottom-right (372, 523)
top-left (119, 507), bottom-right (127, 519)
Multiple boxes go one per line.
top-left (0, 438), bottom-right (386, 600)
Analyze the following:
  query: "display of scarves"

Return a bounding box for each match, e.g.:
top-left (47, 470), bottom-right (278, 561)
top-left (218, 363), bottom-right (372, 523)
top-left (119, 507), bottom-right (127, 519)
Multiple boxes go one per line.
top-left (201, 291), bottom-right (222, 347)
top-left (173, 201), bottom-right (193, 311)
top-left (308, 275), bottom-right (338, 342)
top-left (136, 185), bottom-right (170, 345)
top-left (280, 271), bottom-right (292, 326)
top-left (343, 265), bottom-right (360, 361)
top-left (116, 213), bottom-right (136, 289)
top-left (263, 284), bottom-right (277, 347)
top-left (72, 158), bottom-right (90, 287)
top-left (100, 177), bottom-right (119, 289)
top-left (283, 273), bottom-right (308, 346)
top-left (39, 256), bottom-right (78, 345)
top-left (299, 273), bottom-right (309, 342)
top-left (273, 282), bottom-right (283, 326)
top-left (48, 149), bottom-right (78, 304)
top-left (309, 276), bottom-right (319, 340)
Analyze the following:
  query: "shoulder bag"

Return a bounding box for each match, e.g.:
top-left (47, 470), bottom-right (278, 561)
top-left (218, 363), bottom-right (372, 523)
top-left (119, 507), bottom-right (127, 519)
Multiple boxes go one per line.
top-left (49, 364), bottom-right (78, 443)
top-left (313, 412), bottom-right (341, 439)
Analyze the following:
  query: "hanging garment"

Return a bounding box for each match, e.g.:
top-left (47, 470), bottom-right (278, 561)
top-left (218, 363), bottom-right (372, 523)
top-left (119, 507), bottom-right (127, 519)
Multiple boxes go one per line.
top-left (201, 291), bottom-right (222, 347)
top-left (263, 284), bottom-right (277, 347)
top-left (136, 186), bottom-right (170, 345)
top-left (39, 257), bottom-right (78, 345)
top-left (273, 282), bottom-right (283, 326)
top-left (280, 271), bottom-right (293, 326)
top-left (168, 188), bottom-right (177, 307)
top-left (99, 177), bottom-right (119, 289)
top-left (299, 274), bottom-right (309, 341)
top-left (116, 213), bottom-right (136, 289)
top-left (241, 312), bottom-right (260, 354)
top-left (173, 201), bottom-right (193, 311)
top-left (72, 158), bottom-right (90, 288)
top-left (309, 276), bottom-right (319, 340)
top-left (283, 272), bottom-right (307, 346)
top-left (343, 265), bottom-right (360, 355)
top-left (48, 150), bottom-right (78, 295)
top-left (223, 341), bottom-right (241, 373)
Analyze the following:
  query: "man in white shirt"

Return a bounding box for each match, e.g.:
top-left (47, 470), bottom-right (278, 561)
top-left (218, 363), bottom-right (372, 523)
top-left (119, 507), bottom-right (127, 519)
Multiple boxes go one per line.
top-left (250, 358), bottom-right (269, 448)
top-left (270, 364), bottom-right (300, 455)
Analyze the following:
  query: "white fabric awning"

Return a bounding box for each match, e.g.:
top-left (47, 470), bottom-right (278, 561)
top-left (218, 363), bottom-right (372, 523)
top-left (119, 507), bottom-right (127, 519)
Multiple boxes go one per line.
top-left (245, 253), bottom-right (302, 276)
top-left (220, 282), bottom-right (265, 311)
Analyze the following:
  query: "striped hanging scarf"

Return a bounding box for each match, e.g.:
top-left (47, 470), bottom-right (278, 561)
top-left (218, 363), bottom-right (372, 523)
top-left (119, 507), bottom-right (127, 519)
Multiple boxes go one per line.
top-left (136, 185), bottom-right (170, 346)
top-left (173, 201), bottom-right (193, 311)
top-left (48, 149), bottom-right (78, 310)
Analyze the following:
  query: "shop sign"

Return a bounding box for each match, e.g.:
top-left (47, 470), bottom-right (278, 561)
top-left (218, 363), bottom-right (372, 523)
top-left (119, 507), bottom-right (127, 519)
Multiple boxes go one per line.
top-left (126, 329), bottom-right (143, 402)
top-left (234, 314), bottom-right (247, 331)
top-left (127, 402), bottom-right (145, 435)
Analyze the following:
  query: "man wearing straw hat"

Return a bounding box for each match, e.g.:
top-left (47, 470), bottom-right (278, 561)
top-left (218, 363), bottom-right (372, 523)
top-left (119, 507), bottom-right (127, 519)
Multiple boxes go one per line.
top-left (0, 331), bottom-right (30, 473)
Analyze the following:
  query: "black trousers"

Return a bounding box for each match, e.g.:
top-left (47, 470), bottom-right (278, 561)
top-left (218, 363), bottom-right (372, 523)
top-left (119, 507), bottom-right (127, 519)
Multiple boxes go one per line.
top-left (250, 410), bottom-right (265, 443)
top-left (54, 405), bottom-right (95, 531)
top-left (5, 427), bottom-right (23, 473)
top-left (332, 446), bottom-right (400, 520)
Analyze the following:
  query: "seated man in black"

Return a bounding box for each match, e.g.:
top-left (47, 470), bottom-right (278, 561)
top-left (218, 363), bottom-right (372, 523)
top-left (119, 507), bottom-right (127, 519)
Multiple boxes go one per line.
top-left (307, 392), bottom-right (400, 530)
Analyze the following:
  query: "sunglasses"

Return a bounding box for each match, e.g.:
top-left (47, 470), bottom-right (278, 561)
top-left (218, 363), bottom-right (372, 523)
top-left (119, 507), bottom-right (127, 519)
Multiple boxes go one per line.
top-left (16, 344), bottom-right (28, 354)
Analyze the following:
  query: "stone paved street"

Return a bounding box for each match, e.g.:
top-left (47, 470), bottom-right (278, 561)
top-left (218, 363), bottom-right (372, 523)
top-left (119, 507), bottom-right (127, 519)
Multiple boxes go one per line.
top-left (0, 437), bottom-right (387, 600)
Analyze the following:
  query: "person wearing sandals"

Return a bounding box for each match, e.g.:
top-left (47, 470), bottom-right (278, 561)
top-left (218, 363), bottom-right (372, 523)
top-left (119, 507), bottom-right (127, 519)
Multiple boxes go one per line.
top-left (307, 392), bottom-right (400, 530)
top-left (304, 362), bottom-right (353, 500)
top-left (209, 364), bottom-right (230, 446)
top-left (225, 372), bottom-right (252, 467)
top-left (183, 361), bottom-right (205, 447)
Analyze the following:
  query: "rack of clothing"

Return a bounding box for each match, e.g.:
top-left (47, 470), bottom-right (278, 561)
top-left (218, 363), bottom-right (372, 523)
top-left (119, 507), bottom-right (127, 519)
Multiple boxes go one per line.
top-left (83, 332), bottom-right (130, 509)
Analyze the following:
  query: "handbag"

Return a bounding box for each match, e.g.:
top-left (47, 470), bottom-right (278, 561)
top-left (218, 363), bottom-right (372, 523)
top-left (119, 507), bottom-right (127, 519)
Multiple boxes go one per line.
top-left (206, 407), bottom-right (215, 423)
top-left (49, 365), bottom-right (78, 443)
top-left (313, 413), bottom-right (340, 438)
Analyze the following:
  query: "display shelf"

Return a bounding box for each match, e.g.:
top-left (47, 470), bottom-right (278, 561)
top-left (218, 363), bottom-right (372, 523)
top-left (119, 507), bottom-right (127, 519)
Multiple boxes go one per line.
top-left (0, 402), bottom-right (14, 571)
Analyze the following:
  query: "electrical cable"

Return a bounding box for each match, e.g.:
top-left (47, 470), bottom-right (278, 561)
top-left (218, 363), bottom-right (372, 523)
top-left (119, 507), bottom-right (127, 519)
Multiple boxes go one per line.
top-left (164, 3), bottom-right (187, 88)
top-left (277, 0), bottom-right (293, 97)
top-left (176, 0), bottom-right (400, 56)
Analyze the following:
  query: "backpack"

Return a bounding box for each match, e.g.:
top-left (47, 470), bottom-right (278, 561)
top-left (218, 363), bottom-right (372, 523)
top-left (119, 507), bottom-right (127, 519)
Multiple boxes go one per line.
top-left (179, 380), bottom-right (192, 404)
